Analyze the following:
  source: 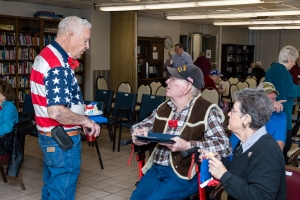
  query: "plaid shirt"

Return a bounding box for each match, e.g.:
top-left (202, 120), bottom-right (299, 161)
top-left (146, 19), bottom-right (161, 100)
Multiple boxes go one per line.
top-left (131, 99), bottom-right (231, 166)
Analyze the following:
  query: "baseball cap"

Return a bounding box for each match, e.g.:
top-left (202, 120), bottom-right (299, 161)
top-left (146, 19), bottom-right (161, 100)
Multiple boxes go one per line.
top-left (257, 82), bottom-right (279, 95)
top-left (167, 64), bottom-right (204, 90)
top-left (210, 69), bottom-right (223, 76)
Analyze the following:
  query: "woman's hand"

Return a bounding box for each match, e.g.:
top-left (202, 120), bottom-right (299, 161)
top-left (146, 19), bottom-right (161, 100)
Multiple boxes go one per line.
top-left (208, 156), bottom-right (227, 180)
top-left (131, 128), bottom-right (149, 146)
top-left (159, 137), bottom-right (191, 152)
top-left (199, 149), bottom-right (221, 161)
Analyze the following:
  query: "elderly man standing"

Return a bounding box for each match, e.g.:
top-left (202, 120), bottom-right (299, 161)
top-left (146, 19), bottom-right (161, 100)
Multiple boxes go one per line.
top-left (130, 64), bottom-right (231, 200)
top-left (165, 43), bottom-right (193, 69)
top-left (30, 16), bottom-right (100, 200)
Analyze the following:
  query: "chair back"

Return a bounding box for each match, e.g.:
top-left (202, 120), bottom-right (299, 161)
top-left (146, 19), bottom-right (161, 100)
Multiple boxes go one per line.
top-left (84, 100), bottom-right (104, 112)
top-left (229, 84), bottom-right (240, 103)
top-left (228, 77), bottom-right (239, 85)
top-left (219, 80), bottom-right (230, 97)
top-left (117, 82), bottom-right (132, 93)
top-left (94, 89), bottom-right (114, 117)
top-left (113, 92), bottom-right (137, 119)
top-left (236, 81), bottom-right (249, 91)
top-left (259, 77), bottom-right (265, 83)
top-left (150, 81), bottom-right (162, 95)
top-left (201, 87), bottom-right (220, 105)
top-left (155, 85), bottom-right (170, 101)
top-left (138, 94), bottom-right (165, 121)
top-left (136, 84), bottom-right (151, 104)
top-left (286, 165), bottom-right (300, 200)
top-left (245, 78), bottom-right (257, 88)
top-left (22, 94), bottom-right (34, 113)
top-left (96, 76), bottom-right (108, 90)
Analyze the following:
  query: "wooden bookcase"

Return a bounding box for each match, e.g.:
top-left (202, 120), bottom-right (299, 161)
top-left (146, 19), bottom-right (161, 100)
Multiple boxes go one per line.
top-left (0, 15), bottom-right (85, 110)
top-left (137, 37), bottom-right (165, 87)
top-left (221, 44), bottom-right (255, 80)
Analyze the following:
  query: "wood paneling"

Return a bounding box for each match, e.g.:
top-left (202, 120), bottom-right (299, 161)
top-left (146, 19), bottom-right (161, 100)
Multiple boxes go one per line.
top-left (110, 11), bottom-right (137, 92)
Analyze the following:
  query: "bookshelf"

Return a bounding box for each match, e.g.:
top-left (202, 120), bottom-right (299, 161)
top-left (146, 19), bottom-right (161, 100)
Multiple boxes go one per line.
top-left (0, 15), bottom-right (85, 110)
top-left (221, 44), bottom-right (255, 80)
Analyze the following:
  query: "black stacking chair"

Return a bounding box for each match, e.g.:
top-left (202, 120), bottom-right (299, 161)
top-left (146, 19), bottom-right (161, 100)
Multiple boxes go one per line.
top-left (83, 100), bottom-right (105, 169)
top-left (102, 92), bottom-right (137, 152)
top-left (117, 94), bottom-right (165, 152)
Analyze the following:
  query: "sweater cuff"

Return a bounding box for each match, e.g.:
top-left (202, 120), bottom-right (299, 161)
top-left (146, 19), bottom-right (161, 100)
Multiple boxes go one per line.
top-left (220, 171), bottom-right (232, 185)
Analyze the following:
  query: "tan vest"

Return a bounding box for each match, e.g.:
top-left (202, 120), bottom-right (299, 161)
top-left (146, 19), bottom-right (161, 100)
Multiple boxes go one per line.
top-left (142, 94), bottom-right (224, 180)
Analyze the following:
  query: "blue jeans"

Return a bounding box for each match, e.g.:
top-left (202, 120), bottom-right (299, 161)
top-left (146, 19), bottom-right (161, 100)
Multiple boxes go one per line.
top-left (38, 133), bottom-right (81, 200)
top-left (131, 164), bottom-right (198, 200)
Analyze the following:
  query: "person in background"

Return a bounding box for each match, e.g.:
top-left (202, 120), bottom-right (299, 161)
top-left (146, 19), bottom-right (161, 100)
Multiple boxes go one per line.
top-left (251, 61), bottom-right (265, 84)
top-left (130, 64), bottom-right (231, 200)
top-left (164, 43), bottom-right (193, 69)
top-left (201, 88), bottom-right (286, 200)
top-left (163, 48), bottom-right (176, 80)
top-left (194, 51), bottom-right (211, 76)
top-left (289, 50), bottom-right (300, 85)
top-left (30, 16), bottom-right (100, 200)
top-left (203, 69), bottom-right (229, 112)
top-left (230, 82), bottom-right (286, 151)
top-left (0, 80), bottom-right (18, 136)
top-left (265, 45), bottom-right (300, 164)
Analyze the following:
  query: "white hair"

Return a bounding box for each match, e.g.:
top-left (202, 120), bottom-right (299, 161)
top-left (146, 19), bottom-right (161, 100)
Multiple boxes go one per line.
top-left (57, 16), bottom-right (92, 36)
top-left (278, 45), bottom-right (299, 64)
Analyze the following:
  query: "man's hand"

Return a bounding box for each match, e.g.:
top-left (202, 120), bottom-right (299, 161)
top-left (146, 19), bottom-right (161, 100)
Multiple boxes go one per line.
top-left (159, 137), bottom-right (191, 152)
top-left (82, 118), bottom-right (101, 137)
top-left (208, 156), bottom-right (227, 180)
top-left (199, 149), bottom-right (221, 161)
top-left (274, 100), bottom-right (286, 113)
top-left (132, 128), bottom-right (149, 146)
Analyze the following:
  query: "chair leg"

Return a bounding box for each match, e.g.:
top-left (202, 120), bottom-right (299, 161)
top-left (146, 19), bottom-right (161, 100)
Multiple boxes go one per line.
top-left (16, 170), bottom-right (26, 190)
top-left (0, 166), bottom-right (7, 183)
top-left (112, 123), bottom-right (117, 152)
top-left (94, 137), bottom-right (104, 169)
top-left (106, 125), bottom-right (113, 141)
top-left (118, 124), bottom-right (122, 152)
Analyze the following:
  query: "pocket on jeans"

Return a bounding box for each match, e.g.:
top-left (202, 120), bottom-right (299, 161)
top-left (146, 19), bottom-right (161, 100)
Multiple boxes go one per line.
top-left (40, 142), bottom-right (65, 167)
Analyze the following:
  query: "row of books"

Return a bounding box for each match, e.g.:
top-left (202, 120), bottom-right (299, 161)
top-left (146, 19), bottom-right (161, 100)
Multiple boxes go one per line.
top-left (18, 48), bottom-right (38, 60)
top-left (19, 76), bottom-right (30, 87)
top-left (0, 76), bottom-right (16, 88)
top-left (19, 33), bottom-right (39, 46)
top-left (44, 35), bottom-right (56, 46)
top-left (0, 47), bottom-right (16, 60)
top-left (0, 62), bottom-right (32, 74)
top-left (0, 33), bottom-right (15, 45)
top-left (18, 90), bottom-right (30, 102)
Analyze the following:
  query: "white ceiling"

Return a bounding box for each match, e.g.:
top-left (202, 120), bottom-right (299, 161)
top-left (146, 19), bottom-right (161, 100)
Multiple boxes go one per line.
top-left (3, 0), bottom-right (300, 26)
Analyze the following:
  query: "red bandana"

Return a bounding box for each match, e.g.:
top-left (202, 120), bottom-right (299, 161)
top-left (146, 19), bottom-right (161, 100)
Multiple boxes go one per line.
top-left (0, 106), bottom-right (2, 110)
top-left (68, 57), bottom-right (79, 70)
top-left (168, 120), bottom-right (178, 128)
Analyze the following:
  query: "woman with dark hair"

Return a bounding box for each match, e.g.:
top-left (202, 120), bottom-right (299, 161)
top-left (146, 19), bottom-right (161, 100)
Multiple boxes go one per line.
top-left (0, 80), bottom-right (18, 136)
top-left (200, 88), bottom-right (286, 200)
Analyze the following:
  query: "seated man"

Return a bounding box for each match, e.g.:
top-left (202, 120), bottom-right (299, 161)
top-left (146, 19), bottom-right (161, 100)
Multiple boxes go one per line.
top-left (203, 69), bottom-right (228, 112)
top-left (230, 82), bottom-right (286, 151)
top-left (130, 64), bottom-right (231, 200)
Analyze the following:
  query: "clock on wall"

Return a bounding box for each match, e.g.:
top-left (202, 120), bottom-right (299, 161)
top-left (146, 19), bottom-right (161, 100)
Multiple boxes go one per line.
top-left (164, 36), bottom-right (172, 49)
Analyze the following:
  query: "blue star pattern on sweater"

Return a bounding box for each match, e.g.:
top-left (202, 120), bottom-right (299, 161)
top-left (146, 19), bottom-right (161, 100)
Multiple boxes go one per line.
top-left (45, 65), bottom-right (83, 108)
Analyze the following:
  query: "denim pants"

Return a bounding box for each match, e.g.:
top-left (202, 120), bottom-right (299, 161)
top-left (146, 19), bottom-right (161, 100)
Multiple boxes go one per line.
top-left (38, 133), bottom-right (81, 200)
top-left (131, 164), bottom-right (198, 200)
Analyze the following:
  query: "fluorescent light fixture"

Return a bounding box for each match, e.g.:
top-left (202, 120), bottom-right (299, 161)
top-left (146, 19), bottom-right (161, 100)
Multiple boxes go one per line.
top-left (167, 10), bottom-right (300, 20)
top-left (99, 0), bottom-right (263, 12)
top-left (146, 3), bottom-right (196, 9)
top-left (214, 20), bottom-right (300, 26)
top-left (249, 26), bottom-right (300, 30)
top-left (100, 5), bottom-right (144, 11)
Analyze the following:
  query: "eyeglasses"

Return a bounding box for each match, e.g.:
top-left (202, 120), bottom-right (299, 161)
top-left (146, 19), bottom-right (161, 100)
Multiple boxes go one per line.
top-left (230, 108), bottom-right (242, 114)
